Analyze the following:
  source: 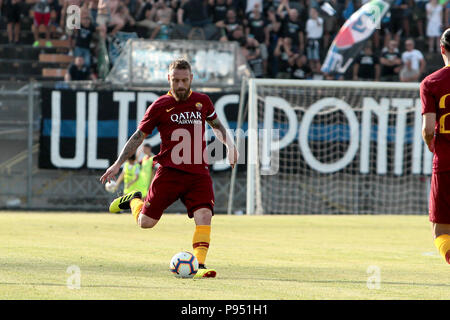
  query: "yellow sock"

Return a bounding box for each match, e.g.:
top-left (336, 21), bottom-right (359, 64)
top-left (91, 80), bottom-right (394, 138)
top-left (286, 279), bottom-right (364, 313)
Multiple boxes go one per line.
top-left (434, 234), bottom-right (450, 264)
top-left (130, 198), bottom-right (143, 222)
top-left (192, 225), bottom-right (211, 265)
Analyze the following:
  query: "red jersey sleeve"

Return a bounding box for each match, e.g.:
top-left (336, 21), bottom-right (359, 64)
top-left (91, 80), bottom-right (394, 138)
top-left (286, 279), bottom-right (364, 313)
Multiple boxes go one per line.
top-left (138, 100), bottom-right (161, 135)
top-left (421, 78), bottom-right (437, 115)
top-left (204, 95), bottom-right (217, 122)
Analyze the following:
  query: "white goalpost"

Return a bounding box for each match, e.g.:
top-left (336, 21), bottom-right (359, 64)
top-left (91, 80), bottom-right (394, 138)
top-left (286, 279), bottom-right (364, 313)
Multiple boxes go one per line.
top-left (244, 78), bottom-right (432, 215)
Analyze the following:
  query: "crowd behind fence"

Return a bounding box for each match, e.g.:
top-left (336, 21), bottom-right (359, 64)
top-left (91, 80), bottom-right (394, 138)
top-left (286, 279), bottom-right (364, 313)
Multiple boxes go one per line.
top-left (2, 0), bottom-right (448, 82)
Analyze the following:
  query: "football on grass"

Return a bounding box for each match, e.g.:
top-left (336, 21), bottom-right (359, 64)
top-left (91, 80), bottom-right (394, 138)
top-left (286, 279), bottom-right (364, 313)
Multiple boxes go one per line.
top-left (169, 251), bottom-right (199, 278)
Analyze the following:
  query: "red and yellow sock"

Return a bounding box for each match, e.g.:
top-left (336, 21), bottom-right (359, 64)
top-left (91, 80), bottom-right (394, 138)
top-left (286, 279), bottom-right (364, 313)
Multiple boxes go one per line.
top-left (434, 234), bottom-right (450, 264)
top-left (192, 225), bottom-right (211, 265)
top-left (130, 198), bottom-right (143, 222)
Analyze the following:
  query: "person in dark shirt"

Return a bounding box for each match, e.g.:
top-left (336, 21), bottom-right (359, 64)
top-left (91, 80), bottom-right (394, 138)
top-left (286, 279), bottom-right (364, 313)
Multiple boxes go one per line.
top-left (65, 56), bottom-right (94, 81)
top-left (245, 3), bottom-right (266, 44)
top-left (208, 0), bottom-right (231, 23)
top-left (380, 39), bottom-right (402, 81)
top-left (178, 0), bottom-right (211, 27)
top-left (3, 0), bottom-right (22, 44)
top-left (242, 36), bottom-right (265, 78)
top-left (72, 15), bottom-right (96, 68)
top-left (217, 8), bottom-right (242, 41)
top-left (352, 45), bottom-right (380, 81)
top-left (290, 54), bottom-right (312, 79)
top-left (282, 8), bottom-right (304, 53)
top-left (274, 36), bottom-right (299, 78)
top-left (244, 3), bottom-right (268, 73)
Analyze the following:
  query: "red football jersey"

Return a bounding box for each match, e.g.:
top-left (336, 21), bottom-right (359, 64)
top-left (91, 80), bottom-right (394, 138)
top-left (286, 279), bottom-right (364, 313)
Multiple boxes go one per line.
top-left (421, 65), bottom-right (450, 172)
top-left (138, 90), bottom-right (218, 175)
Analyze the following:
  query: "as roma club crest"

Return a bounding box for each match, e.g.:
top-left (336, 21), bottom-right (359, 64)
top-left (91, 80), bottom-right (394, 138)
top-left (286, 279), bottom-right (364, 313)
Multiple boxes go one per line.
top-left (195, 102), bottom-right (203, 110)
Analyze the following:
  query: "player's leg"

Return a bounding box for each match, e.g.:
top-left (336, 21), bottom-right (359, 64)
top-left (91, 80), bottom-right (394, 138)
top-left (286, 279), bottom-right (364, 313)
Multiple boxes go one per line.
top-left (131, 166), bottom-right (183, 228)
top-left (182, 173), bottom-right (216, 278)
top-left (432, 223), bottom-right (450, 264)
top-left (192, 207), bottom-right (216, 278)
top-left (192, 207), bottom-right (212, 267)
top-left (429, 171), bottom-right (450, 264)
top-left (109, 190), bottom-right (160, 228)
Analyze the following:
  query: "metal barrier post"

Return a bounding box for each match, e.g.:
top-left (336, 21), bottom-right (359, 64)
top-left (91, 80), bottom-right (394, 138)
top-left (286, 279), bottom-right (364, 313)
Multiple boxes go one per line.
top-left (27, 81), bottom-right (34, 208)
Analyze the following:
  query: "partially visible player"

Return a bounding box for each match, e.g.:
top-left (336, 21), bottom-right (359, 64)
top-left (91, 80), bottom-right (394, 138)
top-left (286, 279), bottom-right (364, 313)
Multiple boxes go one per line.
top-left (113, 153), bottom-right (145, 195)
top-left (421, 27), bottom-right (450, 265)
top-left (100, 59), bottom-right (239, 278)
top-left (137, 143), bottom-right (156, 198)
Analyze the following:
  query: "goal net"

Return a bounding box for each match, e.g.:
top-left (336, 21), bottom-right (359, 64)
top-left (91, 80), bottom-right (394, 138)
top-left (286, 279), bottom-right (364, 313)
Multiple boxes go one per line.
top-left (246, 79), bottom-right (431, 215)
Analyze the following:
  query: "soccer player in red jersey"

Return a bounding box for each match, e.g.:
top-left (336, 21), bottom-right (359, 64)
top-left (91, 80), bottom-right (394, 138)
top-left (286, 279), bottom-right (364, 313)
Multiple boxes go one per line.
top-left (421, 28), bottom-right (450, 265)
top-left (100, 59), bottom-right (239, 277)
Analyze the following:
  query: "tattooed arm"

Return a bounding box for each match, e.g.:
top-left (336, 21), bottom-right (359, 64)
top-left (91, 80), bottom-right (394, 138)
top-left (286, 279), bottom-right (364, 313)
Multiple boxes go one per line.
top-left (100, 129), bottom-right (147, 184)
top-left (207, 117), bottom-right (239, 168)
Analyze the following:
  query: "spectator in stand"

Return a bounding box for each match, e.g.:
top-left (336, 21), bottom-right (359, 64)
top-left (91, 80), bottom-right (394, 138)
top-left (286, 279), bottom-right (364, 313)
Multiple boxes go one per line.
top-left (123, 0), bottom-right (139, 19)
top-left (149, 6), bottom-right (173, 39)
top-left (274, 36), bottom-right (299, 78)
top-left (153, 0), bottom-right (173, 25)
top-left (352, 45), bottom-right (380, 81)
top-left (48, 0), bottom-right (63, 39)
top-left (321, 0), bottom-right (338, 51)
top-left (265, 6), bottom-right (283, 77)
top-left (32, 0), bottom-right (52, 47)
top-left (386, 0), bottom-right (408, 45)
top-left (281, 8), bottom-right (304, 54)
top-left (244, 0), bottom-right (262, 15)
top-left (290, 54), bottom-right (312, 79)
top-left (217, 8), bottom-right (241, 41)
top-left (87, 0), bottom-right (99, 26)
top-left (242, 35), bottom-right (265, 77)
top-left (3, 0), bottom-right (22, 44)
top-left (65, 56), bottom-right (96, 81)
top-left (97, 0), bottom-right (130, 38)
top-left (71, 14), bottom-right (96, 68)
top-left (168, 0), bottom-right (181, 23)
top-left (265, 6), bottom-right (282, 46)
top-left (276, 0), bottom-right (289, 18)
top-left (135, 0), bottom-right (157, 36)
top-left (262, 0), bottom-right (281, 12)
top-left (177, 0), bottom-right (219, 39)
top-left (401, 0), bottom-right (413, 39)
top-left (245, 3), bottom-right (266, 45)
top-left (245, 3), bottom-right (268, 74)
top-left (412, 0), bottom-right (427, 40)
top-left (426, 0), bottom-right (443, 53)
top-left (373, 4), bottom-right (392, 50)
top-left (446, 1), bottom-right (450, 30)
top-left (177, 0), bottom-right (211, 28)
top-left (208, 0), bottom-right (231, 23)
top-left (305, 6), bottom-right (323, 74)
top-left (380, 39), bottom-right (402, 81)
top-left (118, 1), bottom-right (137, 33)
top-left (144, 0), bottom-right (173, 38)
top-left (400, 38), bottom-right (426, 82)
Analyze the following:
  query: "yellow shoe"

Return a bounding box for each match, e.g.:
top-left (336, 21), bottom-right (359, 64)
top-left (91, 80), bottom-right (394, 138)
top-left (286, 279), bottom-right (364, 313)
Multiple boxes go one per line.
top-left (109, 191), bottom-right (142, 213)
top-left (193, 265), bottom-right (217, 279)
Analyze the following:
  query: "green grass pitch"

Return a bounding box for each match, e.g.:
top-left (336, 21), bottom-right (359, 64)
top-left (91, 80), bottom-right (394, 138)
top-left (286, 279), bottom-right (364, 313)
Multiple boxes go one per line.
top-left (1, 212), bottom-right (449, 300)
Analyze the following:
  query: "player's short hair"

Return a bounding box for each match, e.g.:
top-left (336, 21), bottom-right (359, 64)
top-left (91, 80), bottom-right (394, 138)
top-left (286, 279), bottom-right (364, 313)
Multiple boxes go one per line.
top-left (129, 154), bottom-right (136, 161)
top-left (169, 59), bottom-right (191, 73)
top-left (441, 28), bottom-right (450, 52)
top-left (143, 143), bottom-right (151, 149)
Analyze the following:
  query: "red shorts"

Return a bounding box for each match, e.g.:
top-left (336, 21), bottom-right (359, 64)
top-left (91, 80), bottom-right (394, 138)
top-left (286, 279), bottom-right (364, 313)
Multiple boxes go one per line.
top-left (34, 12), bottom-right (51, 26)
top-left (141, 166), bottom-right (215, 220)
top-left (429, 171), bottom-right (450, 224)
